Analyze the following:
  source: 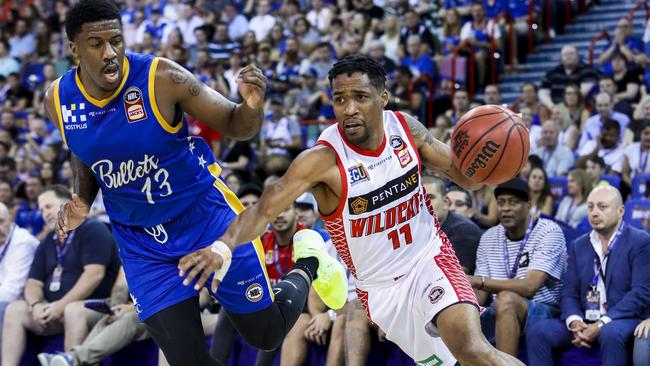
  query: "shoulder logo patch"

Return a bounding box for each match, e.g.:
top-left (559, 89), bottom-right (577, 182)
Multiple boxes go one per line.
top-left (124, 86), bottom-right (147, 123)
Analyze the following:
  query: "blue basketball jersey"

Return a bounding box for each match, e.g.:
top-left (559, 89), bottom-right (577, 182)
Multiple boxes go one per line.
top-left (54, 53), bottom-right (219, 227)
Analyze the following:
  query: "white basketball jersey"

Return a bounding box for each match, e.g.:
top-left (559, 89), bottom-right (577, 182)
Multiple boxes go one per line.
top-left (317, 110), bottom-right (441, 286)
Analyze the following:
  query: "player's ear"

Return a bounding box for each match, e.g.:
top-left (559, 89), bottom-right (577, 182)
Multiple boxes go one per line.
top-left (69, 41), bottom-right (78, 60)
top-left (381, 90), bottom-right (388, 108)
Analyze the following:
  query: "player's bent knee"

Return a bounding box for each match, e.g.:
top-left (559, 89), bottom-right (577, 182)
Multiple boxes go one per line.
top-left (454, 337), bottom-right (494, 364)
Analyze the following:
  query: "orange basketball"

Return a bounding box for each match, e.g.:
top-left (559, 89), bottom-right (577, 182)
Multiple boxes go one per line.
top-left (450, 104), bottom-right (530, 185)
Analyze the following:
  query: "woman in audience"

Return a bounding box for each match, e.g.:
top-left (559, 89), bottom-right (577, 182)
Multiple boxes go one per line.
top-left (611, 51), bottom-right (641, 104)
top-left (555, 169), bottom-right (591, 228)
top-left (469, 186), bottom-right (498, 229)
top-left (528, 166), bottom-right (554, 217)
top-left (430, 114), bottom-right (452, 144)
top-left (553, 83), bottom-right (588, 148)
top-left (379, 14), bottom-right (401, 63)
top-left (622, 120), bottom-right (650, 189)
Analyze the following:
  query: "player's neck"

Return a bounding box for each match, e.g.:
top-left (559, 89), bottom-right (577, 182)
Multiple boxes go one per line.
top-left (355, 127), bottom-right (385, 151)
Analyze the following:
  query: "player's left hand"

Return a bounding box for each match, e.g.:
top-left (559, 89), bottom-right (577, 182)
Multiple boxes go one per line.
top-left (178, 246), bottom-right (225, 293)
top-left (237, 64), bottom-right (266, 110)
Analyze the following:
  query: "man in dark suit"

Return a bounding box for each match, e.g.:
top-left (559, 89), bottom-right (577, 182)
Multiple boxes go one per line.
top-left (527, 185), bottom-right (650, 366)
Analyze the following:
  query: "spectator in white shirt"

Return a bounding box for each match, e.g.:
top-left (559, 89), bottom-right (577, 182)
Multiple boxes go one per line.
top-left (306, 0), bottom-right (333, 33)
top-left (578, 118), bottom-right (626, 175)
top-left (521, 106), bottom-right (542, 152)
top-left (224, 4), bottom-right (249, 41)
top-left (533, 119), bottom-right (575, 177)
top-left (0, 41), bottom-right (19, 78)
top-left (555, 169), bottom-right (591, 228)
top-left (8, 18), bottom-right (36, 61)
top-left (249, 0), bottom-right (277, 42)
top-left (0, 202), bottom-right (39, 352)
top-left (622, 120), bottom-right (650, 188)
top-left (578, 93), bottom-right (632, 153)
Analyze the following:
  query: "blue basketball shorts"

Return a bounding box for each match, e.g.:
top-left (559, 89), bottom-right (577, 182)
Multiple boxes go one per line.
top-left (111, 183), bottom-right (274, 321)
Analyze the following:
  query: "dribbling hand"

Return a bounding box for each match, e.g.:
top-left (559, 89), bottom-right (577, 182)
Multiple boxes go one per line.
top-left (57, 194), bottom-right (90, 239)
top-left (178, 246), bottom-right (225, 293)
top-left (236, 64), bottom-right (267, 110)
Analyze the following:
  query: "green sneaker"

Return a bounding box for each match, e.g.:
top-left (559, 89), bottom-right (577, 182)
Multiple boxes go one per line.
top-left (293, 229), bottom-right (347, 310)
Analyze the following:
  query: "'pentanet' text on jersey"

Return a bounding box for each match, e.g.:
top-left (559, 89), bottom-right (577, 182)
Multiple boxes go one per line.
top-left (53, 53), bottom-right (219, 227)
top-left (317, 110), bottom-right (441, 285)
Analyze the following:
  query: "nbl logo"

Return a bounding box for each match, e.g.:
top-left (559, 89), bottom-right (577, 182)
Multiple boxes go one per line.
top-left (246, 283), bottom-right (263, 302)
top-left (123, 86), bottom-right (147, 123)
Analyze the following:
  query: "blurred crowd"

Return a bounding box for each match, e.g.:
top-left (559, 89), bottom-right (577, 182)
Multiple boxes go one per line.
top-left (2, 0), bottom-right (650, 365)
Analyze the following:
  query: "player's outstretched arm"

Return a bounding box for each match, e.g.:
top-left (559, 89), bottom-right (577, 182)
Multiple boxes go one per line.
top-left (177, 145), bottom-right (339, 292)
top-left (155, 58), bottom-right (265, 140)
top-left (403, 113), bottom-right (482, 191)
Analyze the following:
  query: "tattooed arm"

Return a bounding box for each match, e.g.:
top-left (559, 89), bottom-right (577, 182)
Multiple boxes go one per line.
top-left (403, 113), bottom-right (482, 191)
top-left (154, 58), bottom-right (266, 140)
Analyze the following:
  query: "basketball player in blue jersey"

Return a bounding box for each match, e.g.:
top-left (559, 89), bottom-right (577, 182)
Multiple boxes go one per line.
top-left (46, 1), bottom-right (347, 365)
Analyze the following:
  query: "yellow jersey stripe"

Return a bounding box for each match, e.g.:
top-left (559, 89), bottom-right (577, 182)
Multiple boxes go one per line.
top-left (74, 57), bottom-right (130, 108)
top-left (148, 57), bottom-right (183, 134)
top-left (52, 77), bottom-right (67, 147)
top-left (208, 163), bottom-right (274, 300)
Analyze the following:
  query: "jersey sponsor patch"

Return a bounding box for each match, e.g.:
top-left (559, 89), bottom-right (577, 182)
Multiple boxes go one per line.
top-left (123, 86), bottom-right (147, 123)
top-left (347, 166), bottom-right (419, 215)
top-left (428, 286), bottom-right (445, 305)
top-left (391, 135), bottom-right (412, 168)
top-left (348, 163), bottom-right (370, 186)
top-left (246, 283), bottom-right (264, 302)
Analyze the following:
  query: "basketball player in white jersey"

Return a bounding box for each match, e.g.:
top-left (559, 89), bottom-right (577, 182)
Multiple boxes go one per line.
top-left (179, 55), bottom-right (523, 365)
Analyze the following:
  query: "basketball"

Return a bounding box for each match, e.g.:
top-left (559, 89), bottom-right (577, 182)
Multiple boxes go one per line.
top-left (450, 104), bottom-right (530, 185)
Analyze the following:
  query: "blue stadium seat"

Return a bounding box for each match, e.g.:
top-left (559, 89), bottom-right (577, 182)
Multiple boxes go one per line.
top-left (548, 176), bottom-right (568, 201)
top-left (553, 219), bottom-right (588, 250)
top-left (631, 174), bottom-right (650, 199)
top-left (623, 199), bottom-right (650, 231)
top-left (560, 344), bottom-right (602, 366)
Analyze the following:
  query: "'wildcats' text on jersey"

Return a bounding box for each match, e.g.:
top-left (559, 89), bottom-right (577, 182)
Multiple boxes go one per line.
top-left (317, 111), bottom-right (442, 286)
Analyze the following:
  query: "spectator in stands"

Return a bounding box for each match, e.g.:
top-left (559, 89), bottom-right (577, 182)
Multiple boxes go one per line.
top-left (209, 22), bottom-right (240, 63)
top-left (367, 41), bottom-right (396, 76)
top-left (533, 119), bottom-right (575, 177)
top-left (553, 83), bottom-right (589, 148)
top-left (460, 2), bottom-right (501, 87)
top-left (223, 3), bottom-right (249, 42)
top-left (387, 66), bottom-right (423, 115)
top-left (555, 169), bottom-right (591, 228)
top-left (135, 7), bottom-right (169, 47)
top-left (599, 75), bottom-right (634, 120)
top-left (598, 17), bottom-right (644, 68)
top-left (249, 0), bottom-right (276, 42)
top-left (623, 120), bottom-right (650, 188)
top-left (0, 40), bottom-right (19, 78)
top-left (520, 155), bottom-right (544, 182)
top-left (578, 93), bottom-right (631, 153)
top-left (1, 186), bottom-right (120, 365)
top-left (631, 96), bottom-right (650, 141)
top-left (401, 34), bottom-right (436, 78)
top-left (0, 201), bottom-right (39, 353)
top-left (521, 106), bottom-right (542, 152)
top-left (539, 45), bottom-right (599, 108)
top-left (578, 118), bottom-right (626, 175)
top-left (294, 192), bottom-right (325, 232)
top-left (439, 7), bottom-right (462, 58)
top-left (445, 185), bottom-right (474, 219)
top-left (469, 177), bottom-right (566, 357)
top-left (173, 4), bottom-right (204, 46)
top-left (484, 84), bottom-right (501, 105)
top-left (610, 51), bottom-right (641, 105)
top-left (400, 9), bottom-right (437, 55)
top-left (276, 37), bottom-right (302, 92)
top-left (8, 18), bottom-right (36, 61)
top-left (0, 180), bottom-right (14, 209)
top-left (586, 156), bottom-right (609, 187)
top-left (219, 137), bottom-right (254, 182)
top-left (306, 0), bottom-right (333, 34)
top-left (430, 114), bottom-right (452, 144)
top-left (528, 166), bottom-right (554, 217)
top-left (425, 176), bottom-right (481, 274)
top-left (237, 183), bottom-right (262, 210)
top-left (510, 82), bottom-right (550, 127)
top-left (0, 157), bottom-right (19, 188)
top-left (4, 72), bottom-right (34, 113)
top-left (379, 14), bottom-right (401, 64)
top-left (292, 16), bottom-right (320, 55)
top-left (223, 50), bottom-right (244, 102)
top-left (528, 185), bottom-right (650, 366)
top-left (259, 97), bottom-right (302, 177)
top-left (289, 68), bottom-right (322, 121)
top-left (300, 42), bottom-right (336, 84)
top-left (445, 89), bottom-right (470, 124)
top-left (321, 18), bottom-right (346, 58)
top-left (14, 176), bottom-right (46, 239)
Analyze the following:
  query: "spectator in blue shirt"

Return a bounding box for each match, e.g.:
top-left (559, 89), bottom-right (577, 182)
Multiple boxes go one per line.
top-left (402, 34), bottom-right (436, 79)
top-left (598, 17), bottom-right (644, 70)
top-left (14, 176), bottom-right (46, 240)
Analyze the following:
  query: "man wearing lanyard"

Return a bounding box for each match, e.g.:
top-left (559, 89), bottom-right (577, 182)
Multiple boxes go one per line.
top-left (528, 185), bottom-right (650, 366)
top-left (467, 177), bottom-right (567, 357)
top-left (0, 201), bottom-right (39, 355)
top-left (2, 185), bottom-right (121, 365)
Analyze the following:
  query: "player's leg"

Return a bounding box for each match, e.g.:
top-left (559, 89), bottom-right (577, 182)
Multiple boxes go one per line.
top-left (436, 303), bottom-right (524, 366)
top-left (209, 312), bottom-right (238, 363)
top-left (279, 313), bottom-right (310, 366)
top-left (144, 297), bottom-right (223, 366)
top-left (325, 307), bottom-right (347, 366)
top-left (344, 299), bottom-right (372, 366)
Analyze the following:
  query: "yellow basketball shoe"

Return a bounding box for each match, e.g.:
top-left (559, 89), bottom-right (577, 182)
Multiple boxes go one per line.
top-left (292, 229), bottom-right (347, 310)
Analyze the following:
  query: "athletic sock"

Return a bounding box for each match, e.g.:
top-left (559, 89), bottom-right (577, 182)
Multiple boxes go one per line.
top-left (292, 257), bottom-right (319, 281)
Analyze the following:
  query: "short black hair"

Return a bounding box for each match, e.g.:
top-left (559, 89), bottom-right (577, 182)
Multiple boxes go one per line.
top-left (602, 116), bottom-right (620, 133)
top-left (446, 185), bottom-right (473, 208)
top-left (65, 0), bottom-right (121, 42)
top-left (42, 184), bottom-right (72, 201)
top-left (328, 54), bottom-right (387, 91)
top-left (521, 81), bottom-right (537, 92)
top-left (0, 157), bottom-right (15, 171)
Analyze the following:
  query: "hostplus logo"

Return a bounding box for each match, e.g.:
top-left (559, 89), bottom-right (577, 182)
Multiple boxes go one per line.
top-left (61, 103), bottom-right (88, 130)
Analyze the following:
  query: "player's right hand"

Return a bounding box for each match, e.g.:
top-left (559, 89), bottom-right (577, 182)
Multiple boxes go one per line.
top-left (57, 194), bottom-right (90, 239)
